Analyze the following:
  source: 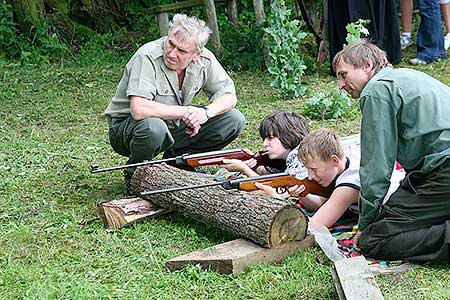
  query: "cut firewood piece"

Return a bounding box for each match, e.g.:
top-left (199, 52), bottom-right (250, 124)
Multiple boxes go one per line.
top-left (166, 235), bottom-right (315, 275)
top-left (130, 163), bottom-right (308, 248)
top-left (97, 197), bottom-right (171, 229)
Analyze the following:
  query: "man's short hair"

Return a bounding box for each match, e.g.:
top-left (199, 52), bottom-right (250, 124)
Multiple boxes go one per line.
top-left (298, 128), bottom-right (344, 163)
top-left (332, 40), bottom-right (389, 73)
top-left (259, 111), bottom-right (309, 151)
top-left (168, 14), bottom-right (211, 51)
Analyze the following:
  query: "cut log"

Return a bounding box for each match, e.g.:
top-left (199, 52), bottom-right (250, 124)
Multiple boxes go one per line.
top-left (166, 235), bottom-right (315, 275)
top-left (130, 163), bottom-right (308, 248)
top-left (97, 197), bottom-right (171, 229)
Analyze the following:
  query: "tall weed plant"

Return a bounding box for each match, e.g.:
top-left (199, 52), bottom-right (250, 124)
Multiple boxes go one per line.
top-left (303, 88), bottom-right (354, 120)
top-left (344, 19), bottom-right (370, 46)
top-left (265, 0), bottom-right (307, 98)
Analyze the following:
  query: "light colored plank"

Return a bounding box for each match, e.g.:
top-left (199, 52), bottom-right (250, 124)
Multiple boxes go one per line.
top-left (166, 235), bottom-right (315, 275)
top-left (97, 197), bottom-right (170, 229)
top-left (333, 256), bottom-right (384, 300)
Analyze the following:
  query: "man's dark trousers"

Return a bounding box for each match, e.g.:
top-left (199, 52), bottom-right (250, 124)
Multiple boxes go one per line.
top-left (108, 108), bottom-right (245, 165)
top-left (359, 159), bottom-right (450, 263)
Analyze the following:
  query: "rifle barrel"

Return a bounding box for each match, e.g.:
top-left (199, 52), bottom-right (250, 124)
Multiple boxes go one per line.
top-left (140, 181), bottom-right (223, 196)
top-left (91, 157), bottom-right (176, 173)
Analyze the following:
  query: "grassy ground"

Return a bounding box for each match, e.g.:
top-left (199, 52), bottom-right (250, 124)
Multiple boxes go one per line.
top-left (1, 51), bottom-right (449, 299)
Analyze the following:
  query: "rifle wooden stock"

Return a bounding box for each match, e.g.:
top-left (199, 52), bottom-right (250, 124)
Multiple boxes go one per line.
top-left (236, 173), bottom-right (334, 198)
top-left (184, 148), bottom-right (253, 167)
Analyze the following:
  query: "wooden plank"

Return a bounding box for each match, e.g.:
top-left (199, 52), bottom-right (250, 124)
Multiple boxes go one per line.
top-left (165, 235), bottom-right (315, 275)
top-left (331, 267), bottom-right (346, 300)
top-left (97, 197), bottom-right (171, 229)
top-left (333, 256), bottom-right (384, 300)
top-left (143, 0), bottom-right (224, 14)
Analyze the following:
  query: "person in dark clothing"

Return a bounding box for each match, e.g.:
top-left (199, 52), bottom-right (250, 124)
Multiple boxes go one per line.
top-left (328, 0), bottom-right (401, 73)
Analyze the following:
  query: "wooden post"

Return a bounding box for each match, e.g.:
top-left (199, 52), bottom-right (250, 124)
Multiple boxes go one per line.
top-left (253, 0), bottom-right (265, 23)
top-left (158, 12), bottom-right (170, 37)
top-left (226, 0), bottom-right (239, 26)
top-left (203, 0), bottom-right (222, 58)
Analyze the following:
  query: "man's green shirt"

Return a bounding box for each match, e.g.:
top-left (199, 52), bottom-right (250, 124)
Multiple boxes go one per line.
top-left (358, 67), bottom-right (450, 230)
top-left (104, 37), bottom-right (236, 128)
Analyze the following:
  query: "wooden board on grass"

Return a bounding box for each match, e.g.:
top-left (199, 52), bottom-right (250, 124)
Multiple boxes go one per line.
top-left (165, 235), bottom-right (315, 275)
top-left (332, 256), bottom-right (384, 300)
top-left (97, 197), bottom-right (171, 229)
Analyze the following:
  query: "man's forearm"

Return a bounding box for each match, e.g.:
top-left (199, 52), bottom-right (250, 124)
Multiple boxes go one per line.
top-left (206, 93), bottom-right (237, 117)
top-left (130, 96), bottom-right (188, 120)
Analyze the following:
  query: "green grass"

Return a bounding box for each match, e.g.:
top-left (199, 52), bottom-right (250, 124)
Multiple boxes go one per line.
top-left (1, 54), bottom-right (449, 299)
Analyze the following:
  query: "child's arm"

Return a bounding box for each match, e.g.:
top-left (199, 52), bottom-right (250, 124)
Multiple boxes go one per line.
top-left (310, 186), bottom-right (359, 228)
top-left (220, 158), bottom-right (261, 177)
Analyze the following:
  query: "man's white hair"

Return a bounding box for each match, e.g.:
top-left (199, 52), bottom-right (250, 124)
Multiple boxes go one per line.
top-left (168, 14), bottom-right (211, 51)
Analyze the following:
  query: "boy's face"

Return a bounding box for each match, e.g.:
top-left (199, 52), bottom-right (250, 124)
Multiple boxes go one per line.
top-left (263, 136), bottom-right (290, 160)
top-left (304, 155), bottom-right (340, 187)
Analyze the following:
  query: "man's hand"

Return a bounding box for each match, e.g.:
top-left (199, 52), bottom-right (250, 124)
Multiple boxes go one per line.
top-left (185, 123), bottom-right (201, 137)
top-left (182, 106), bottom-right (208, 129)
top-left (353, 230), bottom-right (362, 250)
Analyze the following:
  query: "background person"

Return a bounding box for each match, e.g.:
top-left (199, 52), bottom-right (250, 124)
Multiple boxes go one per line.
top-left (400, 0), bottom-right (450, 51)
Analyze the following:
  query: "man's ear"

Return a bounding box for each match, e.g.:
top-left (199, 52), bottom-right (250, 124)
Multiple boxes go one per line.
top-left (192, 50), bottom-right (202, 62)
top-left (364, 61), bottom-right (374, 73)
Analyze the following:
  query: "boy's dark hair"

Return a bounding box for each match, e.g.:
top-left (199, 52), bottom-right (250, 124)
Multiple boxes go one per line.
top-left (259, 111), bottom-right (309, 150)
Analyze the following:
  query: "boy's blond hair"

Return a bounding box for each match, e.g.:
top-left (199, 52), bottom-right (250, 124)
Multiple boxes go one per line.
top-left (298, 128), bottom-right (344, 164)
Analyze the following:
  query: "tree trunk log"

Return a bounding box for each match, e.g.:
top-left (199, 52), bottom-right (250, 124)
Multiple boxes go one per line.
top-left (11, 0), bottom-right (45, 32)
top-left (253, 0), bottom-right (265, 23)
top-left (226, 0), bottom-right (238, 26)
top-left (203, 0), bottom-right (222, 58)
top-left (130, 164), bottom-right (308, 248)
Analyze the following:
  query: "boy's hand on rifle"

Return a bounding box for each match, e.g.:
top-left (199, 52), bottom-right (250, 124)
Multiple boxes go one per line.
top-left (254, 182), bottom-right (283, 199)
top-left (221, 158), bottom-right (250, 173)
top-left (287, 184), bottom-right (306, 198)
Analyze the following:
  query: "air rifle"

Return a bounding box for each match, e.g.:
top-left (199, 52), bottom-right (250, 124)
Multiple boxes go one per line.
top-left (139, 172), bottom-right (334, 198)
top-left (91, 148), bottom-right (286, 174)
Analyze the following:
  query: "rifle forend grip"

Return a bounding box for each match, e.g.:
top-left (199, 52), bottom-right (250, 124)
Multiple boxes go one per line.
top-left (238, 174), bottom-right (334, 198)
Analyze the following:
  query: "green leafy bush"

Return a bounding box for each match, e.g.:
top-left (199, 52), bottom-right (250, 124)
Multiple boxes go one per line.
top-left (303, 88), bottom-right (353, 120)
top-left (220, 21), bottom-right (266, 71)
top-left (0, 1), bottom-right (20, 58)
top-left (265, 0), bottom-right (308, 98)
top-left (344, 19), bottom-right (370, 46)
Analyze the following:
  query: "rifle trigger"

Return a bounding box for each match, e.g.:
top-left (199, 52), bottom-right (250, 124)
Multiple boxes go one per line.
top-left (276, 186), bottom-right (287, 194)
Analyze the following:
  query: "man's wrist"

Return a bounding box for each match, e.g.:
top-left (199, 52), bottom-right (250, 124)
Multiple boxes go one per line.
top-left (202, 105), bottom-right (214, 119)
